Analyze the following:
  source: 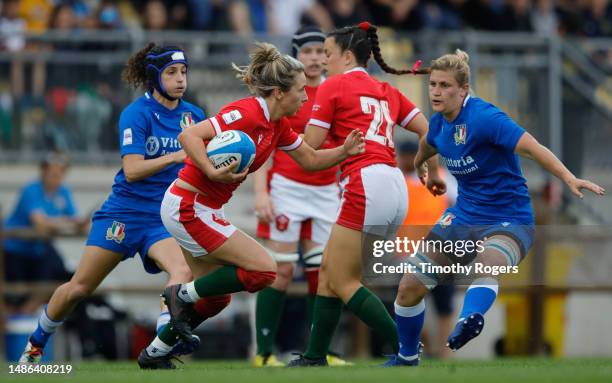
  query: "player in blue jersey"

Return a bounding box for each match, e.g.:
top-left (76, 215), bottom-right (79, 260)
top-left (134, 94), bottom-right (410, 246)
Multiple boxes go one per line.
top-left (19, 43), bottom-right (209, 363)
top-left (386, 49), bottom-right (605, 366)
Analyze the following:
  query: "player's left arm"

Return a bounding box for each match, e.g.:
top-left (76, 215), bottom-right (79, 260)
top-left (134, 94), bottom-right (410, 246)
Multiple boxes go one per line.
top-left (515, 132), bottom-right (605, 198)
top-left (287, 129), bottom-right (365, 171)
top-left (405, 113), bottom-right (446, 195)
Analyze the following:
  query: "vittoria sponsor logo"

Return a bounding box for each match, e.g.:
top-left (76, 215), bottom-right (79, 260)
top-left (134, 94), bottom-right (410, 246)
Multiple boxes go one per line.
top-left (106, 221), bottom-right (126, 243)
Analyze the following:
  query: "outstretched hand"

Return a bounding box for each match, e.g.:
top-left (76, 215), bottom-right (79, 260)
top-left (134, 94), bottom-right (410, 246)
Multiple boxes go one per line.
top-left (566, 177), bottom-right (606, 199)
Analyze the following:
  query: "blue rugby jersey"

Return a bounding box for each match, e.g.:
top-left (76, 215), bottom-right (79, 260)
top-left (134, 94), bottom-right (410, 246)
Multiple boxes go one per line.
top-left (427, 95), bottom-right (534, 224)
top-left (102, 91), bottom-right (205, 215)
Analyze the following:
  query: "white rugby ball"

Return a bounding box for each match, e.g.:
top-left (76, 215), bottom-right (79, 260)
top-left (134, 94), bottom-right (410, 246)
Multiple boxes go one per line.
top-left (206, 130), bottom-right (256, 173)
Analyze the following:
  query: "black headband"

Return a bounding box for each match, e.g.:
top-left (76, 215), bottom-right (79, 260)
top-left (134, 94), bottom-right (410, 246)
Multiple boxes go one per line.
top-left (291, 26), bottom-right (325, 57)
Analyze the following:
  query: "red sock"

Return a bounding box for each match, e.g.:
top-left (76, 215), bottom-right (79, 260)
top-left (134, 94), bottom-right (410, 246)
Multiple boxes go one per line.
top-left (305, 268), bottom-right (319, 295)
top-left (194, 295), bottom-right (231, 319)
top-left (236, 269), bottom-right (276, 292)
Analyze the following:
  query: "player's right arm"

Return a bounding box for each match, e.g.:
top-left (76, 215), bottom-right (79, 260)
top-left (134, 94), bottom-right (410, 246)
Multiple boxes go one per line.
top-left (119, 108), bottom-right (186, 182)
top-left (122, 153), bottom-right (185, 183)
top-left (178, 119), bottom-right (248, 184)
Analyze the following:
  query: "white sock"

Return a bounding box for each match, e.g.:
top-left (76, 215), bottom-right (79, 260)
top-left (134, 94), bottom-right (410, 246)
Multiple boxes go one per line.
top-left (178, 282), bottom-right (199, 303)
top-left (146, 336), bottom-right (173, 357)
top-left (156, 311), bottom-right (170, 333)
top-left (39, 307), bottom-right (63, 334)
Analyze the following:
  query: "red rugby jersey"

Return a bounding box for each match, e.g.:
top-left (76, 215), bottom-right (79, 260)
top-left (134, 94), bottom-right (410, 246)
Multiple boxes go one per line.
top-left (308, 67), bottom-right (421, 179)
top-left (269, 84), bottom-right (338, 186)
top-left (179, 96), bottom-right (302, 206)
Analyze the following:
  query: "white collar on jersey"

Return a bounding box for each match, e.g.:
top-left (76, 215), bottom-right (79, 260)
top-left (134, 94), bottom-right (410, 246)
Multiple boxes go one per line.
top-left (144, 92), bottom-right (151, 99)
top-left (463, 94), bottom-right (471, 107)
top-left (256, 96), bottom-right (271, 122)
top-left (344, 67), bottom-right (368, 75)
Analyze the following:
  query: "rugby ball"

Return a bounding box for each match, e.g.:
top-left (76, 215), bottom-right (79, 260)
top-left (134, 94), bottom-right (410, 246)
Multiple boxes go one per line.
top-left (206, 130), bottom-right (256, 173)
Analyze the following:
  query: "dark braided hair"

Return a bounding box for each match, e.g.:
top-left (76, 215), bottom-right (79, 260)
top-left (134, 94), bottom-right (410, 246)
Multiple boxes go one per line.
top-left (327, 25), bottom-right (372, 67)
top-left (329, 22), bottom-right (430, 76)
top-left (122, 42), bottom-right (155, 88)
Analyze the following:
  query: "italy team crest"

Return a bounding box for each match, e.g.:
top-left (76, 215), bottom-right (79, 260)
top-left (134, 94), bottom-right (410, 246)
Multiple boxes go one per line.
top-left (180, 112), bottom-right (194, 130)
top-left (438, 212), bottom-right (454, 228)
top-left (454, 124), bottom-right (467, 145)
top-left (106, 221), bottom-right (126, 243)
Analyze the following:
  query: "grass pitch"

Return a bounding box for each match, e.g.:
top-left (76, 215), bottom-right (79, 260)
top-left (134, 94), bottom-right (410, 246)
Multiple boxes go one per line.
top-left (2, 358), bottom-right (611, 383)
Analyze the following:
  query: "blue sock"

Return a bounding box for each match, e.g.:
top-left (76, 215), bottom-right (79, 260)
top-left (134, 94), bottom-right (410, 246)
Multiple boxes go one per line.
top-left (459, 278), bottom-right (499, 321)
top-left (31, 306), bottom-right (63, 347)
top-left (394, 300), bottom-right (425, 361)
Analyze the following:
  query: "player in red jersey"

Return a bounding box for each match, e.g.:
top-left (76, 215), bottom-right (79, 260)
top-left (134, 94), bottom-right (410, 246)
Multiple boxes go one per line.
top-left (288, 23), bottom-right (446, 367)
top-left (137, 42), bottom-right (365, 369)
top-left (251, 26), bottom-right (348, 367)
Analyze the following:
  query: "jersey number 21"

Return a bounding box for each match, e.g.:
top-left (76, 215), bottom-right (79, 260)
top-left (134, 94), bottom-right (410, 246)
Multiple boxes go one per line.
top-left (360, 96), bottom-right (394, 148)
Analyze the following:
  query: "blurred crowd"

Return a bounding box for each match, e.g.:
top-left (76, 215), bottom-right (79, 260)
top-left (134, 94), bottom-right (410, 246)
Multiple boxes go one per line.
top-left (0, 0), bottom-right (611, 154)
top-left (0, 0), bottom-right (611, 44)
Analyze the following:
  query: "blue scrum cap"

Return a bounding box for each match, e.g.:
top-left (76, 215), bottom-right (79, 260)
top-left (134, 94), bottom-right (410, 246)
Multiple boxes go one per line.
top-left (145, 45), bottom-right (188, 100)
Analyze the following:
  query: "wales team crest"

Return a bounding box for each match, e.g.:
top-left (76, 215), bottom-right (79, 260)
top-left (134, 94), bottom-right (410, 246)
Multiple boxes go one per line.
top-left (454, 124), bottom-right (467, 145)
top-left (180, 112), bottom-right (194, 130)
top-left (106, 221), bottom-right (126, 243)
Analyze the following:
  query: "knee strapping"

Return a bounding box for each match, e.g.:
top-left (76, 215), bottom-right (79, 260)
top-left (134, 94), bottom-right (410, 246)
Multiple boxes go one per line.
top-left (407, 251), bottom-right (439, 290)
top-left (236, 269), bottom-right (277, 292)
top-left (265, 247), bottom-right (300, 263)
top-left (303, 246), bottom-right (324, 268)
top-left (483, 238), bottom-right (521, 267)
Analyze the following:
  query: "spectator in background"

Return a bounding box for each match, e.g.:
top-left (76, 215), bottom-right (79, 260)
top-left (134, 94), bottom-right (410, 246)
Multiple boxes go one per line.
top-left (531, 0), bottom-right (558, 37)
top-left (364, 0), bottom-right (424, 31)
top-left (165, 0), bottom-right (192, 30)
top-left (3, 152), bottom-right (87, 313)
top-left (186, 0), bottom-right (223, 31)
top-left (422, 0), bottom-right (465, 30)
top-left (0, 0), bottom-right (26, 99)
top-left (556, 0), bottom-right (586, 36)
top-left (96, 0), bottom-right (123, 30)
top-left (48, 3), bottom-right (80, 51)
top-left (498, 0), bottom-right (533, 32)
top-left (395, 141), bottom-right (458, 359)
top-left (18, 0), bottom-right (53, 34)
top-left (461, 0), bottom-right (498, 30)
top-left (324, 0), bottom-right (371, 28)
top-left (16, 0), bottom-right (51, 99)
top-left (143, 0), bottom-right (168, 30)
top-left (267, 0), bottom-right (333, 35)
top-left (0, 0), bottom-right (26, 52)
top-left (582, 0), bottom-right (612, 37)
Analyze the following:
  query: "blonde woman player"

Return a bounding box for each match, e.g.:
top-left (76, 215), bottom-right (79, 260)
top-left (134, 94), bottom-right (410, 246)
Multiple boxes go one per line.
top-left (252, 26), bottom-right (348, 367)
top-left (137, 42), bottom-right (365, 369)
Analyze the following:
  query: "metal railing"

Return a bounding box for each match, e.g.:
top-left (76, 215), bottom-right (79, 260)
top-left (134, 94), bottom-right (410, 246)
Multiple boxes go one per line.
top-left (0, 30), bottom-right (610, 220)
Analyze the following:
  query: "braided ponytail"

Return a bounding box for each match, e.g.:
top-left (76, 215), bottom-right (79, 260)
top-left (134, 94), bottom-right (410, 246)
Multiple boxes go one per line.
top-left (358, 22), bottom-right (430, 76)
